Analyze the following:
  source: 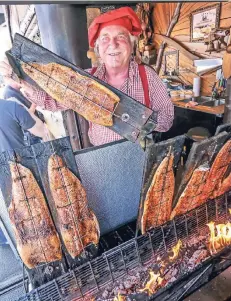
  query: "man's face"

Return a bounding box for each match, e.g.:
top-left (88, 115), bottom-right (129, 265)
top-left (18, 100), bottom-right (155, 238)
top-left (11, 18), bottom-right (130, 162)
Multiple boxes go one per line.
top-left (97, 25), bottom-right (133, 69)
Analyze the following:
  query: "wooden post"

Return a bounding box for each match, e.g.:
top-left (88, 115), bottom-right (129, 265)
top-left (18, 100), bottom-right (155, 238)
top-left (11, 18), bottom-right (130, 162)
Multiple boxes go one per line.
top-left (224, 78), bottom-right (231, 123)
top-left (155, 3), bottom-right (182, 75)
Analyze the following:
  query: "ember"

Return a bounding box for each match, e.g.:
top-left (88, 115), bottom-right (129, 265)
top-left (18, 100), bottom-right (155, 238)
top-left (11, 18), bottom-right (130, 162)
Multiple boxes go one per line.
top-left (169, 240), bottom-right (182, 261)
top-left (207, 221), bottom-right (231, 254)
top-left (113, 293), bottom-right (126, 301)
top-left (138, 271), bottom-right (163, 296)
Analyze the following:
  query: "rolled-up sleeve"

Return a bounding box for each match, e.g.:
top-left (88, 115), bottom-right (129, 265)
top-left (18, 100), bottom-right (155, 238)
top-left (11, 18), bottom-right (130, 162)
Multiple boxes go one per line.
top-left (145, 66), bottom-right (174, 132)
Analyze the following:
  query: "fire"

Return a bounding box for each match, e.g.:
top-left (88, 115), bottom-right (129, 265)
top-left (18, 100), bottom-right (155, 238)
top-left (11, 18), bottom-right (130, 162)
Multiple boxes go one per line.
top-left (169, 240), bottom-right (182, 261)
top-left (229, 208), bottom-right (231, 215)
top-left (113, 293), bottom-right (126, 301)
top-left (207, 221), bottom-right (231, 254)
top-left (139, 271), bottom-right (163, 296)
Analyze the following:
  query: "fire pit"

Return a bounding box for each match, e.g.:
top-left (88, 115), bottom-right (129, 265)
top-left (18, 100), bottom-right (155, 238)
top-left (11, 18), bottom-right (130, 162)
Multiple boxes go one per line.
top-left (16, 191), bottom-right (231, 301)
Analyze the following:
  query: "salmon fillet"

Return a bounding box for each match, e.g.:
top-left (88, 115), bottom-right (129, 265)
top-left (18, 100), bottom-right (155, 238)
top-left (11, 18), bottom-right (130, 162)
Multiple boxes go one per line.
top-left (212, 171), bottom-right (231, 199)
top-left (48, 154), bottom-right (100, 258)
top-left (141, 153), bottom-right (175, 234)
top-left (8, 162), bottom-right (62, 269)
top-left (21, 62), bottom-right (120, 126)
top-left (170, 164), bottom-right (210, 219)
top-left (200, 139), bottom-right (231, 200)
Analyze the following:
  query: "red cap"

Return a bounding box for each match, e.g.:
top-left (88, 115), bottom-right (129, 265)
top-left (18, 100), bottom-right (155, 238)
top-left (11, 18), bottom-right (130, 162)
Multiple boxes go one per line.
top-left (88, 7), bottom-right (142, 48)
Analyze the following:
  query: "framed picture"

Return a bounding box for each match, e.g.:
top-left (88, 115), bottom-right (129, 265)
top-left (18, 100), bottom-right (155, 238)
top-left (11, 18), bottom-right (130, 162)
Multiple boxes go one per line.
top-left (190, 4), bottom-right (221, 42)
top-left (163, 50), bottom-right (179, 76)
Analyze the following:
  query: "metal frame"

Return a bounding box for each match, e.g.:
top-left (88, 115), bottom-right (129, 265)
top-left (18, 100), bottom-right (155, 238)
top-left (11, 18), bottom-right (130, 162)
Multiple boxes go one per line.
top-left (17, 191), bottom-right (231, 301)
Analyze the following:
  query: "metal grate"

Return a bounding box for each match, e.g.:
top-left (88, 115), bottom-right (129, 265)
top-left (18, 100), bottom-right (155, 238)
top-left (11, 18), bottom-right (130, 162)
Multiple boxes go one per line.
top-left (17, 191), bottom-right (231, 301)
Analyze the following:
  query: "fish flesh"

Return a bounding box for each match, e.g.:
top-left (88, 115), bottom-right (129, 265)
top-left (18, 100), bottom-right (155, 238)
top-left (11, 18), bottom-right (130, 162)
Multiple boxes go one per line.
top-left (212, 171), bottom-right (231, 199)
top-left (171, 140), bottom-right (231, 219)
top-left (200, 139), bottom-right (231, 200)
top-left (170, 164), bottom-right (210, 219)
top-left (141, 153), bottom-right (175, 234)
top-left (21, 62), bottom-right (120, 126)
top-left (48, 154), bottom-right (100, 258)
top-left (8, 162), bottom-right (62, 269)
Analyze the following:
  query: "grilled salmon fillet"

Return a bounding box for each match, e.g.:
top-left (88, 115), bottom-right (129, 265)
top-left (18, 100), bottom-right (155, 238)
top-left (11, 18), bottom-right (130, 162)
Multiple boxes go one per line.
top-left (141, 153), bottom-right (175, 234)
top-left (212, 171), bottom-right (231, 199)
top-left (200, 139), bottom-right (231, 200)
top-left (8, 162), bottom-right (62, 269)
top-left (48, 154), bottom-right (100, 258)
top-left (170, 164), bottom-right (210, 219)
top-left (21, 62), bottom-right (120, 126)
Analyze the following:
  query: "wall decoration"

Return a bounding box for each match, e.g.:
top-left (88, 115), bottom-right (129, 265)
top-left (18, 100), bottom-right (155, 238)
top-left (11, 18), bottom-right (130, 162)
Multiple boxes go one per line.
top-left (190, 4), bottom-right (221, 42)
top-left (163, 50), bottom-right (179, 76)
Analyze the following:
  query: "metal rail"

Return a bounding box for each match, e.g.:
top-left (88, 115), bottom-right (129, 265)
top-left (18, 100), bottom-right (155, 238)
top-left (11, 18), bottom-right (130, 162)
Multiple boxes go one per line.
top-left (17, 191), bottom-right (231, 301)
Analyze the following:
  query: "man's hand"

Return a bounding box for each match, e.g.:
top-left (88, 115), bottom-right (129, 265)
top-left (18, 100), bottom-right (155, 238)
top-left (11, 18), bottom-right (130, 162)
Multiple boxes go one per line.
top-left (0, 59), bottom-right (21, 90)
top-left (0, 58), bottom-right (35, 97)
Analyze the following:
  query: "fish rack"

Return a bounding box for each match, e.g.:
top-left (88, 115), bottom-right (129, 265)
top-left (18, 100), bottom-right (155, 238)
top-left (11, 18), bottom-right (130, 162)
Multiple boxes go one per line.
top-left (0, 146), bottom-right (67, 288)
top-left (173, 131), bottom-right (231, 207)
top-left (7, 33), bottom-right (158, 142)
top-left (16, 191), bottom-right (231, 301)
top-left (32, 138), bottom-right (99, 270)
top-left (136, 135), bottom-right (186, 234)
top-left (0, 137), bottom-right (99, 288)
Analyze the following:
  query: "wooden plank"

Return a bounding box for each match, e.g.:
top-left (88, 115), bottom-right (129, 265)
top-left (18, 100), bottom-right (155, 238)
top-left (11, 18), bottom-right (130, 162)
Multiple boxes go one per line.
top-left (153, 2), bottom-right (228, 93)
top-left (171, 97), bottom-right (225, 115)
top-left (155, 34), bottom-right (200, 60)
top-left (156, 3), bottom-right (182, 74)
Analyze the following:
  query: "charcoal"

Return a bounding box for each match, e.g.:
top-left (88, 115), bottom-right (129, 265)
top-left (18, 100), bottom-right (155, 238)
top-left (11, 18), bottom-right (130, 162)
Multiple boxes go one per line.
top-left (102, 290), bottom-right (109, 299)
top-left (124, 280), bottom-right (132, 289)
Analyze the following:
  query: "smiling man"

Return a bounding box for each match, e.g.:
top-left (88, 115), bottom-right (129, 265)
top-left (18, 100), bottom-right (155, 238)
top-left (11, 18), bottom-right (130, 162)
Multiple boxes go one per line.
top-left (87, 6), bottom-right (174, 145)
top-left (0, 7), bottom-right (174, 146)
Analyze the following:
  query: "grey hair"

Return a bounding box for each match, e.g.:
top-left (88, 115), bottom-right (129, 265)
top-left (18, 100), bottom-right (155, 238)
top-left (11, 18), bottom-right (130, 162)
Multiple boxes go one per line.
top-left (94, 33), bottom-right (138, 57)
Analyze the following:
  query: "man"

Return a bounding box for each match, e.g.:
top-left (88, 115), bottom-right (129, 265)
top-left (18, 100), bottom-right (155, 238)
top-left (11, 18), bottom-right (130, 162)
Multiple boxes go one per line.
top-left (0, 98), bottom-right (47, 153)
top-left (0, 7), bottom-right (174, 146)
top-left (3, 84), bottom-right (46, 146)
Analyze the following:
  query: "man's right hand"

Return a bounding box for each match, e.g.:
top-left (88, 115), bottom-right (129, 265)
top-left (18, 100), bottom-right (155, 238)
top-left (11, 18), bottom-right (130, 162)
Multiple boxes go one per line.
top-left (0, 58), bottom-right (36, 98)
top-left (0, 59), bottom-right (21, 90)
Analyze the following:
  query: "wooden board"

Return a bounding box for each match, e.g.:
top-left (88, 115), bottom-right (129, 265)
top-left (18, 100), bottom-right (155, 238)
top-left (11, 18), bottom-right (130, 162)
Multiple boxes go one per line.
top-left (0, 147), bottom-right (67, 288)
top-left (152, 2), bottom-right (231, 95)
top-left (136, 135), bottom-right (186, 234)
top-left (171, 97), bottom-right (225, 115)
top-left (173, 131), bottom-right (230, 207)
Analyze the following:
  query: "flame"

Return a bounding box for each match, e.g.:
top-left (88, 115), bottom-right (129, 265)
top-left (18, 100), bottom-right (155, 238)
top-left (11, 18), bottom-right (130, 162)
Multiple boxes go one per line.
top-left (139, 271), bottom-right (163, 296)
top-left (113, 293), bottom-right (126, 301)
top-left (229, 208), bottom-right (231, 215)
top-left (207, 221), bottom-right (231, 254)
top-left (169, 240), bottom-right (182, 261)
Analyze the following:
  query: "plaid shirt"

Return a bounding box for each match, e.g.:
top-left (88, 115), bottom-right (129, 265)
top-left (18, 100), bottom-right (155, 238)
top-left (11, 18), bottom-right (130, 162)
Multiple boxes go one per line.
top-left (28, 60), bottom-right (174, 146)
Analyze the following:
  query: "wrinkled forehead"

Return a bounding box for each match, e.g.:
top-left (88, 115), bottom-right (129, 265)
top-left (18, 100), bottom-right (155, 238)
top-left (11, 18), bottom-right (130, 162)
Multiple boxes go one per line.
top-left (99, 25), bottom-right (130, 37)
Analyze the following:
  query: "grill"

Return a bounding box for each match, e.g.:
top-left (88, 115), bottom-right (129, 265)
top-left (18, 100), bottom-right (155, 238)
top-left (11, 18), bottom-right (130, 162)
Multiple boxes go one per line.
top-left (16, 191), bottom-right (231, 301)
top-left (0, 125), bottom-right (230, 301)
top-left (0, 127), bottom-right (230, 300)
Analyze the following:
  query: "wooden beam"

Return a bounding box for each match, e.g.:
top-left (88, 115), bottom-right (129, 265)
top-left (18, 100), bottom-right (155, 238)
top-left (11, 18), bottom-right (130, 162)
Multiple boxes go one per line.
top-left (155, 3), bottom-right (182, 74)
top-left (155, 34), bottom-right (201, 61)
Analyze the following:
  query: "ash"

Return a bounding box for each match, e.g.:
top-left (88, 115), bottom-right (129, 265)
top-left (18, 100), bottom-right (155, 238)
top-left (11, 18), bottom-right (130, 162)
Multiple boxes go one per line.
top-left (93, 236), bottom-right (210, 301)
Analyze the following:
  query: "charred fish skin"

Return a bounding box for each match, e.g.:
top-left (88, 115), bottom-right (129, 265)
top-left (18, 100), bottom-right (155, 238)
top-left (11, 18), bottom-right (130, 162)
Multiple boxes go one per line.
top-left (170, 164), bottom-right (210, 219)
top-left (8, 162), bottom-right (62, 269)
top-left (141, 153), bottom-right (175, 234)
top-left (48, 154), bottom-right (100, 258)
top-left (21, 62), bottom-right (120, 126)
